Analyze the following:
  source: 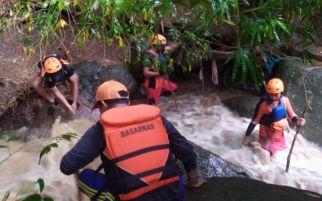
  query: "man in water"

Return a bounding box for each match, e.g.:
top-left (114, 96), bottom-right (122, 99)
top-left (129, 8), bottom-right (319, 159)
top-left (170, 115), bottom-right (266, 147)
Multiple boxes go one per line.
top-left (242, 78), bottom-right (305, 155)
top-left (32, 53), bottom-right (79, 115)
top-left (143, 34), bottom-right (179, 105)
top-left (60, 80), bottom-right (206, 201)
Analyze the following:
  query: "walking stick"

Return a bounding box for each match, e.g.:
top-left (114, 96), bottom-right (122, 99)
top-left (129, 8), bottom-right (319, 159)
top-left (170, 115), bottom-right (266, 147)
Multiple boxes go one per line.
top-left (285, 104), bottom-right (308, 173)
top-left (164, 73), bottom-right (179, 111)
top-left (199, 62), bottom-right (205, 96)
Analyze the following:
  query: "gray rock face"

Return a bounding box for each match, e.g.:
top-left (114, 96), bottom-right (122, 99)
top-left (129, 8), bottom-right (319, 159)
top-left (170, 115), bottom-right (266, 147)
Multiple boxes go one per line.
top-left (186, 142), bottom-right (322, 201)
top-left (275, 59), bottom-right (322, 146)
top-left (192, 143), bottom-right (251, 178)
top-left (222, 95), bottom-right (259, 119)
top-left (75, 61), bottom-right (137, 102)
top-left (186, 177), bottom-right (322, 201)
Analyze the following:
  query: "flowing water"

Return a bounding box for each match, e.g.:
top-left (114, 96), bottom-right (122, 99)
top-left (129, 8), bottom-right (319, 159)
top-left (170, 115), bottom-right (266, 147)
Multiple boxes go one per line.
top-left (1, 87), bottom-right (322, 200)
top-left (158, 91), bottom-right (322, 194)
top-left (0, 118), bottom-right (95, 201)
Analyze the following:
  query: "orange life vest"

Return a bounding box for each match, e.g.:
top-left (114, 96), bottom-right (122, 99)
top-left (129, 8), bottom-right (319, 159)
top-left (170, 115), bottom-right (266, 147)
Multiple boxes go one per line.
top-left (99, 104), bottom-right (179, 200)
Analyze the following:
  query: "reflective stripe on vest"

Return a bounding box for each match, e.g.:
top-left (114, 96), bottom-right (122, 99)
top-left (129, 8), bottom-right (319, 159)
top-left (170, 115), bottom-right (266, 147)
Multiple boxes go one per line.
top-left (99, 104), bottom-right (178, 200)
top-left (119, 176), bottom-right (179, 200)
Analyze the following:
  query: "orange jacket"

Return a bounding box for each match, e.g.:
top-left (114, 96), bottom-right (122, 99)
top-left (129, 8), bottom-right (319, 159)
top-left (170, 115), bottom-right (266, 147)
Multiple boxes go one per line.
top-left (99, 104), bottom-right (179, 200)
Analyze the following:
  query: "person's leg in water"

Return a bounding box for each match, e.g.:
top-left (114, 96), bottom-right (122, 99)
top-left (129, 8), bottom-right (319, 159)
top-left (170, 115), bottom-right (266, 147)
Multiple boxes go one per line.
top-left (146, 88), bottom-right (162, 105)
top-left (161, 79), bottom-right (177, 97)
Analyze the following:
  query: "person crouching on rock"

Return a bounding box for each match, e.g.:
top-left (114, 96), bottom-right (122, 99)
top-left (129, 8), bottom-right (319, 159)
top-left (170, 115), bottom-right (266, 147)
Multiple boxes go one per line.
top-left (32, 53), bottom-right (79, 115)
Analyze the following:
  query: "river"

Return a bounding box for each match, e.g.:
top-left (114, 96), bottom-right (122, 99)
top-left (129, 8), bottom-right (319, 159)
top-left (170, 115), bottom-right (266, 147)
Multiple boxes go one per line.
top-left (0, 84), bottom-right (322, 200)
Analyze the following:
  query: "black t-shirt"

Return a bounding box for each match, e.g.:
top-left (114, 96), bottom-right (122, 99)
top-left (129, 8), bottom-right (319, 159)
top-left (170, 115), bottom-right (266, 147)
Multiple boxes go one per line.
top-left (43, 64), bottom-right (74, 88)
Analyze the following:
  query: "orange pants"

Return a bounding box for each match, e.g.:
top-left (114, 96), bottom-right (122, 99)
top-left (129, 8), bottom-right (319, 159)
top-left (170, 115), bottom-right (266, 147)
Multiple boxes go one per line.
top-left (144, 77), bottom-right (177, 105)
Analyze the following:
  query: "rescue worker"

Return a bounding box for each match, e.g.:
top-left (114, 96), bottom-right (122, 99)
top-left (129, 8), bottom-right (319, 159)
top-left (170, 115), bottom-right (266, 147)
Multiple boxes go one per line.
top-left (32, 53), bottom-right (79, 115)
top-left (241, 78), bottom-right (305, 155)
top-left (143, 34), bottom-right (179, 105)
top-left (60, 80), bottom-right (206, 201)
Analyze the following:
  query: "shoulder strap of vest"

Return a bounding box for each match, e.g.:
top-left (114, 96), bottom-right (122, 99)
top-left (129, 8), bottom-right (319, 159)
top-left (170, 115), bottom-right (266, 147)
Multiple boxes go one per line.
top-left (100, 104), bottom-right (161, 126)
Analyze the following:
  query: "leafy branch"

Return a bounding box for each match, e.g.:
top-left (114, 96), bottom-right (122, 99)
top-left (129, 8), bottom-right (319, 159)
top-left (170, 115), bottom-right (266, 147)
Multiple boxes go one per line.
top-left (1, 178), bottom-right (54, 201)
top-left (0, 0), bottom-right (321, 88)
top-left (38, 132), bottom-right (77, 164)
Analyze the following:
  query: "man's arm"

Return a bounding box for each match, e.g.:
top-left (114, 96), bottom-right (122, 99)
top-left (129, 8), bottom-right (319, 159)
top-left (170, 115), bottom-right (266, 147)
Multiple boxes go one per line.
top-left (143, 67), bottom-right (160, 78)
top-left (50, 86), bottom-right (74, 113)
top-left (241, 99), bottom-right (262, 145)
top-left (60, 123), bottom-right (105, 175)
top-left (68, 73), bottom-right (79, 112)
top-left (164, 42), bottom-right (179, 53)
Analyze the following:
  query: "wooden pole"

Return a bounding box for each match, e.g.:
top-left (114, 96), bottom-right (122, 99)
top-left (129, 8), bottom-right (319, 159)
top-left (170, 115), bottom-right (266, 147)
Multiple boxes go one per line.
top-left (285, 104), bottom-right (308, 173)
top-left (200, 62), bottom-right (205, 96)
top-left (164, 74), bottom-right (179, 111)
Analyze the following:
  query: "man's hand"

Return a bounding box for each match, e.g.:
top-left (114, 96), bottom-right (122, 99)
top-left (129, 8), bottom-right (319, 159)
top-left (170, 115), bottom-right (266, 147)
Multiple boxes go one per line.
top-left (242, 136), bottom-right (250, 146)
top-left (71, 102), bottom-right (77, 114)
top-left (187, 169), bottom-right (207, 188)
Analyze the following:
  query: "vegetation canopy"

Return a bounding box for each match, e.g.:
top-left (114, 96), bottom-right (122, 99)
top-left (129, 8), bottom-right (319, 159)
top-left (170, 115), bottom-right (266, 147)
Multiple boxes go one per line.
top-left (1, 0), bottom-right (321, 89)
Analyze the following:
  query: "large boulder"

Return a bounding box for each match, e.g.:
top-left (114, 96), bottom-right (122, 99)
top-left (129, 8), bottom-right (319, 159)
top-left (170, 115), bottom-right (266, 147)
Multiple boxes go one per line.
top-left (186, 176), bottom-right (322, 201)
top-left (187, 141), bottom-right (322, 201)
top-left (221, 95), bottom-right (259, 118)
top-left (275, 58), bottom-right (322, 145)
top-left (76, 61), bottom-right (137, 102)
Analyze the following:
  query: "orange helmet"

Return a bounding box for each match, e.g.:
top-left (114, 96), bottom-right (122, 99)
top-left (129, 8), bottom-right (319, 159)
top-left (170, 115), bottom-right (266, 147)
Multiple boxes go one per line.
top-left (43, 57), bottom-right (62, 74)
top-left (266, 78), bottom-right (284, 93)
top-left (151, 34), bottom-right (167, 45)
top-left (93, 80), bottom-right (129, 109)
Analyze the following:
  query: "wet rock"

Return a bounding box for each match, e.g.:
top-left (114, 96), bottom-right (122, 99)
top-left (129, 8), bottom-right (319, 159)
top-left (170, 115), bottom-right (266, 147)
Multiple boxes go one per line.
top-left (192, 143), bottom-right (251, 178)
top-left (186, 177), bottom-right (322, 201)
top-left (75, 61), bottom-right (137, 102)
top-left (275, 58), bottom-right (322, 146)
top-left (222, 95), bottom-right (259, 118)
top-left (186, 142), bottom-right (322, 201)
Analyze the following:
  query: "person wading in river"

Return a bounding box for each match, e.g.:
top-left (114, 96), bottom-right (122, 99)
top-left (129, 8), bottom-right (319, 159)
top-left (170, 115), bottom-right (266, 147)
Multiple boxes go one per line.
top-left (32, 53), bottom-right (79, 115)
top-left (242, 78), bottom-right (305, 155)
top-left (60, 80), bottom-right (206, 201)
top-left (143, 34), bottom-right (179, 105)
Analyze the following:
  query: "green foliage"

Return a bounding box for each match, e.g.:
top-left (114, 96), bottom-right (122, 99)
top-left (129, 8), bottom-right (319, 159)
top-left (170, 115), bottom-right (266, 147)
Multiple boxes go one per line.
top-left (0, 131), bottom-right (77, 201)
top-left (226, 48), bottom-right (263, 90)
top-left (0, 130), bottom-right (21, 142)
top-left (13, 178), bottom-right (54, 201)
top-left (0, 130), bottom-right (22, 153)
top-left (38, 143), bottom-right (58, 164)
top-left (38, 132), bottom-right (77, 164)
top-left (0, 145), bottom-right (8, 149)
top-left (1, 0), bottom-right (321, 88)
top-left (1, 191), bottom-right (10, 201)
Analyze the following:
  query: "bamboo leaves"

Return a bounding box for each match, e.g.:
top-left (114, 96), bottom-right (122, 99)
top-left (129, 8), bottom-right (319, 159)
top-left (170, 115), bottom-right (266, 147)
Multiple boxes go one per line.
top-left (226, 48), bottom-right (263, 91)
